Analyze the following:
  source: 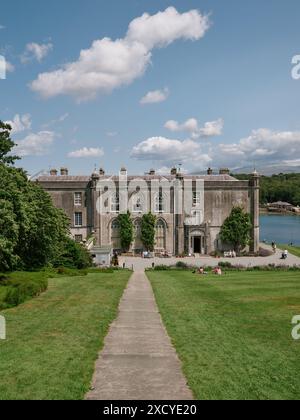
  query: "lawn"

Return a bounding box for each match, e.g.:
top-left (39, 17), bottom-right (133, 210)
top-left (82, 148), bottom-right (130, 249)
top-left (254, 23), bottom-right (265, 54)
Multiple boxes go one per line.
top-left (0, 270), bottom-right (130, 400)
top-left (148, 269), bottom-right (300, 400)
top-left (279, 245), bottom-right (300, 258)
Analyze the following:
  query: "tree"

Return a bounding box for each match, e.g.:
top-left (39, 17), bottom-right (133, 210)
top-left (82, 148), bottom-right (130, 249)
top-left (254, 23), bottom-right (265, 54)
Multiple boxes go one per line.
top-left (220, 207), bottom-right (252, 254)
top-left (118, 211), bottom-right (133, 252)
top-left (0, 121), bottom-right (20, 165)
top-left (141, 213), bottom-right (156, 252)
top-left (52, 237), bottom-right (92, 269)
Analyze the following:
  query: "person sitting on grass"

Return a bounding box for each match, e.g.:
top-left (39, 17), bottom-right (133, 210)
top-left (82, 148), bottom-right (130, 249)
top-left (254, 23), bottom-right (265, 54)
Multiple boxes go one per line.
top-left (198, 267), bottom-right (208, 275)
top-left (213, 267), bottom-right (222, 275)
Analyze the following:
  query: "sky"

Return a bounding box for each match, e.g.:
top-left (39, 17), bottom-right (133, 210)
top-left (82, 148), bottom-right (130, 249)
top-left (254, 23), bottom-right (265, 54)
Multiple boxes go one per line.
top-left (1, 0), bottom-right (300, 176)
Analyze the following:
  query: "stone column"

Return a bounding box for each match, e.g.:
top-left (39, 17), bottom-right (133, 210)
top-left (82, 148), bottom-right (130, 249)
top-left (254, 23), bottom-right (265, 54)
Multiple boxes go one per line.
top-left (249, 171), bottom-right (260, 253)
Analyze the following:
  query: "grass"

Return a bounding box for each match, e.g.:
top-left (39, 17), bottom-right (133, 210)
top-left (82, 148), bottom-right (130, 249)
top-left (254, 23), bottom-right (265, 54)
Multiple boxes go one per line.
top-left (0, 270), bottom-right (131, 400)
top-left (279, 245), bottom-right (300, 258)
top-left (148, 270), bottom-right (300, 400)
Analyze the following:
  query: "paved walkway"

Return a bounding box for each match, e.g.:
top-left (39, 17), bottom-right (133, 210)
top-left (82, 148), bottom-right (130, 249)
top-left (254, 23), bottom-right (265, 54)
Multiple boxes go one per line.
top-left (86, 270), bottom-right (193, 400)
top-left (119, 244), bottom-right (300, 272)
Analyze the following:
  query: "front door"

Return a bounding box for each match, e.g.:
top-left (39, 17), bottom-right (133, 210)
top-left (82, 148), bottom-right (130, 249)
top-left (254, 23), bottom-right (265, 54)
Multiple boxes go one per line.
top-left (193, 237), bottom-right (201, 254)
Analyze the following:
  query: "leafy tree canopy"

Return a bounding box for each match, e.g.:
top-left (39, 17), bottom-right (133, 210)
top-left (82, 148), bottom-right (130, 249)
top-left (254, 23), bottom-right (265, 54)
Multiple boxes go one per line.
top-left (0, 121), bottom-right (20, 165)
top-left (220, 207), bottom-right (252, 254)
top-left (141, 213), bottom-right (156, 252)
top-left (118, 211), bottom-right (133, 251)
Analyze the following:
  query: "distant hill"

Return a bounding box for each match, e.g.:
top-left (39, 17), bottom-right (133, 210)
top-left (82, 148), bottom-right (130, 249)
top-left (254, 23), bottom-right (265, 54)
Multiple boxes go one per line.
top-left (233, 165), bottom-right (300, 176)
top-left (233, 173), bottom-right (300, 206)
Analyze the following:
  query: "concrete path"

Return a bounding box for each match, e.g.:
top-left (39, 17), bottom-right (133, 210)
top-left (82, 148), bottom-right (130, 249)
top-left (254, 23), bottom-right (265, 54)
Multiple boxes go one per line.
top-left (119, 244), bottom-right (300, 272)
top-left (86, 270), bottom-right (193, 401)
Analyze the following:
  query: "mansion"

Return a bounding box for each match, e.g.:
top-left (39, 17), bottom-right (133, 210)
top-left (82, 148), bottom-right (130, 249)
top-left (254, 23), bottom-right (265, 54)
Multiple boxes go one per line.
top-left (37, 167), bottom-right (260, 256)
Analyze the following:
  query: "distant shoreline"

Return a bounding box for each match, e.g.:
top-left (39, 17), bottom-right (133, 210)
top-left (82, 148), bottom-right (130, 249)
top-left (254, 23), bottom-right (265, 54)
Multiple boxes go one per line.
top-left (260, 209), bottom-right (300, 216)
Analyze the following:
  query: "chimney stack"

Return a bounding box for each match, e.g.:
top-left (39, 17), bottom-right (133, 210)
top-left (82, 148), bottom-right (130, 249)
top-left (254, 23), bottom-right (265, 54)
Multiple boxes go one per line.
top-left (171, 167), bottom-right (177, 176)
top-left (219, 168), bottom-right (230, 175)
top-left (149, 169), bottom-right (155, 176)
top-left (60, 167), bottom-right (69, 176)
top-left (99, 168), bottom-right (105, 176)
top-left (50, 169), bottom-right (58, 176)
top-left (207, 168), bottom-right (213, 175)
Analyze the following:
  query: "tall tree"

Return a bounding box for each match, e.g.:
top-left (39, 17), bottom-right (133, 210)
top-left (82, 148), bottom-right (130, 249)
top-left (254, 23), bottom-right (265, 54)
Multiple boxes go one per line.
top-left (118, 211), bottom-right (133, 252)
top-left (0, 121), bottom-right (20, 165)
top-left (141, 213), bottom-right (156, 252)
top-left (220, 207), bottom-right (252, 254)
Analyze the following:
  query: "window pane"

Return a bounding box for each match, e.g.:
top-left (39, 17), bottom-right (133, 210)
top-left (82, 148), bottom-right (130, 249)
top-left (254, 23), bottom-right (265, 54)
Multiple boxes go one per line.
top-left (75, 212), bottom-right (83, 226)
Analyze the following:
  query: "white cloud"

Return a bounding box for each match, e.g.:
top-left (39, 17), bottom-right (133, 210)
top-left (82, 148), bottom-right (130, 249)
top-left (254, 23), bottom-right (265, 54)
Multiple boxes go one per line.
top-left (0, 25), bottom-right (5, 30)
top-left (106, 131), bottom-right (118, 137)
top-left (0, 59), bottom-right (14, 76)
top-left (30, 7), bottom-right (210, 101)
top-left (21, 42), bottom-right (53, 63)
top-left (131, 136), bottom-right (211, 167)
top-left (42, 113), bottom-right (69, 128)
top-left (14, 131), bottom-right (55, 157)
top-left (140, 88), bottom-right (169, 105)
top-left (218, 128), bottom-right (300, 165)
top-left (6, 114), bottom-right (32, 134)
top-left (165, 117), bottom-right (224, 139)
top-left (156, 166), bottom-right (188, 175)
top-left (68, 147), bottom-right (104, 158)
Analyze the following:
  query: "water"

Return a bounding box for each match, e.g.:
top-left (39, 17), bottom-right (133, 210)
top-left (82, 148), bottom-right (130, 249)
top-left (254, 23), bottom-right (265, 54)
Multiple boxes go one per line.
top-left (260, 214), bottom-right (300, 246)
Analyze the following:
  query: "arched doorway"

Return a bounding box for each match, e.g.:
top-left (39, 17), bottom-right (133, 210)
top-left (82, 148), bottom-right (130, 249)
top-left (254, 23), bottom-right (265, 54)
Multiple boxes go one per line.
top-left (155, 219), bottom-right (167, 251)
top-left (133, 218), bottom-right (143, 252)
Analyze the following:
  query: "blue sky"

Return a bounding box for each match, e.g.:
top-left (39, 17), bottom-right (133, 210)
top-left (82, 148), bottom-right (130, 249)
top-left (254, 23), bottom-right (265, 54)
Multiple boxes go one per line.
top-left (1, 0), bottom-right (300, 176)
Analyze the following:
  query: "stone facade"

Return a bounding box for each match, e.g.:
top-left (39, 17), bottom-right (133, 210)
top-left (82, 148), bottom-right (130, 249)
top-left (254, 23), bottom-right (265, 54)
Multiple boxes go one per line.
top-left (37, 167), bottom-right (260, 255)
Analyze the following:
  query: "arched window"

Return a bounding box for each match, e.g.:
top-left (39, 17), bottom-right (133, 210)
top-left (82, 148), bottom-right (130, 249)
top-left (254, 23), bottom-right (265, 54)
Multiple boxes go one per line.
top-left (133, 194), bottom-right (144, 213)
top-left (155, 219), bottom-right (166, 250)
top-left (154, 192), bottom-right (165, 213)
top-left (111, 193), bottom-right (120, 212)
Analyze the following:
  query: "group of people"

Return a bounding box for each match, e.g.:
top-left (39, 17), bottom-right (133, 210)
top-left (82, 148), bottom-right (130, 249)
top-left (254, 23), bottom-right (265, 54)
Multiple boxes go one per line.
top-left (197, 266), bottom-right (222, 276)
top-left (272, 242), bottom-right (289, 259)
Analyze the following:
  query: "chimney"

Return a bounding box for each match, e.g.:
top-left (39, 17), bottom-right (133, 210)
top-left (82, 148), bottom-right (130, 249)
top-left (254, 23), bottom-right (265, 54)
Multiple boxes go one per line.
top-left (120, 167), bottom-right (127, 176)
top-left (50, 169), bottom-right (58, 176)
top-left (60, 167), bottom-right (69, 176)
top-left (219, 168), bottom-right (230, 175)
top-left (171, 167), bottom-right (177, 176)
top-left (99, 168), bottom-right (105, 176)
top-left (207, 168), bottom-right (213, 175)
top-left (149, 169), bottom-right (155, 176)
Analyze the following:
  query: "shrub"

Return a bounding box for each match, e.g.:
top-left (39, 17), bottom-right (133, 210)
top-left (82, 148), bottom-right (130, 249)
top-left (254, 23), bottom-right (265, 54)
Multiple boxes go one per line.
top-left (259, 247), bottom-right (273, 257)
top-left (4, 275), bottom-right (48, 307)
top-left (153, 265), bottom-right (170, 271)
top-left (176, 261), bottom-right (188, 269)
top-left (218, 261), bottom-right (233, 269)
top-left (52, 238), bottom-right (92, 269)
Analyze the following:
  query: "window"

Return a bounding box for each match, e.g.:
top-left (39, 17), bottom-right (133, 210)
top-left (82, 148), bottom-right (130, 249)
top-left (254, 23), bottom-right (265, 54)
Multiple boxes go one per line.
top-left (193, 192), bottom-right (200, 207)
top-left (154, 192), bottom-right (164, 213)
top-left (74, 192), bottom-right (82, 206)
top-left (111, 193), bottom-right (120, 212)
top-left (155, 219), bottom-right (166, 249)
top-left (74, 212), bottom-right (83, 227)
top-left (75, 235), bottom-right (83, 243)
top-left (133, 196), bottom-right (143, 213)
